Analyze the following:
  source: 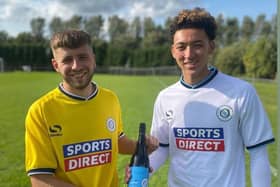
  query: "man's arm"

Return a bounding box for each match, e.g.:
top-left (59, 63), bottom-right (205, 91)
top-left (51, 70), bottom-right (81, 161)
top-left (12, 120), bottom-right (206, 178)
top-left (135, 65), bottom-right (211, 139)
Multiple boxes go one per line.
top-left (149, 146), bottom-right (169, 175)
top-left (118, 135), bottom-right (137, 154)
top-left (249, 145), bottom-right (271, 187)
top-left (30, 174), bottom-right (76, 187)
top-left (118, 135), bottom-right (159, 155)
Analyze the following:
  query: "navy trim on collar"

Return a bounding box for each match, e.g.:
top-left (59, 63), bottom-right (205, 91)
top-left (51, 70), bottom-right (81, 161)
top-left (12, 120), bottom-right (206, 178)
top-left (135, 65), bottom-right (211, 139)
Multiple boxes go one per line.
top-left (58, 82), bottom-right (98, 101)
top-left (180, 66), bottom-right (218, 89)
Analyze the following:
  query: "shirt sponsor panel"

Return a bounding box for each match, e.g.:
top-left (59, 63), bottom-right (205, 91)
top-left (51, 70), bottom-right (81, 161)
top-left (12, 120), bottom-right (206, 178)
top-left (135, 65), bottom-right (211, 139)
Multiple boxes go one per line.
top-left (174, 127), bottom-right (225, 152)
top-left (63, 139), bottom-right (112, 171)
top-left (64, 151), bottom-right (112, 171)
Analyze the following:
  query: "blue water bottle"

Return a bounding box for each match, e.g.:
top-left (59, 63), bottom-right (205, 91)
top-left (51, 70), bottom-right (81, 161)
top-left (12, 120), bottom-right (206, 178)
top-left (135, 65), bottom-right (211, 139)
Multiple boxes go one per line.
top-left (128, 123), bottom-right (149, 187)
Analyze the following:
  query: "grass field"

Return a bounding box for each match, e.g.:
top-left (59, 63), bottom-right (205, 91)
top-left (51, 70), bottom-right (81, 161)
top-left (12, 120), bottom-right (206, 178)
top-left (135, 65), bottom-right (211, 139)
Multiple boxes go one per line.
top-left (0, 72), bottom-right (277, 187)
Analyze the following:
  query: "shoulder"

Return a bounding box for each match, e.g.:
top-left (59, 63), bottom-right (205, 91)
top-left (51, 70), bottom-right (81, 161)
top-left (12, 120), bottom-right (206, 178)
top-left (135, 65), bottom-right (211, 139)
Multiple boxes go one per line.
top-left (155, 81), bottom-right (181, 104)
top-left (158, 81), bottom-right (180, 96)
top-left (30, 88), bottom-right (59, 107)
top-left (97, 86), bottom-right (120, 103)
top-left (159, 81), bottom-right (181, 94)
top-left (216, 72), bottom-right (255, 92)
top-left (26, 88), bottom-right (59, 116)
top-left (98, 86), bottom-right (118, 98)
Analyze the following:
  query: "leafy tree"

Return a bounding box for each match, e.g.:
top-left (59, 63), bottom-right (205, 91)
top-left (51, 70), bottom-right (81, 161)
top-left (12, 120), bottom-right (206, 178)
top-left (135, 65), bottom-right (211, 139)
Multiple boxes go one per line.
top-left (14, 32), bottom-right (34, 44)
top-left (215, 40), bottom-right (247, 76)
top-left (92, 39), bottom-right (108, 67)
top-left (142, 26), bottom-right (168, 48)
top-left (163, 17), bottom-right (173, 44)
top-left (30, 17), bottom-right (45, 42)
top-left (108, 15), bottom-right (128, 42)
top-left (104, 44), bottom-right (128, 66)
top-left (215, 14), bottom-right (226, 47)
top-left (243, 37), bottom-right (276, 79)
top-left (84, 15), bottom-right (104, 40)
top-left (49, 17), bottom-right (64, 35)
top-left (130, 16), bottom-right (142, 40)
top-left (143, 17), bottom-right (156, 37)
top-left (0, 12), bottom-right (277, 76)
top-left (224, 17), bottom-right (239, 45)
top-left (270, 14), bottom-right (277, 39)
top-left (253, 14), bottom-right (271, 37)
top-left (260, 21), bottom-right (272, 36)
top-left (0, 31), bottom-right (9, 44)
top-left (64, 15), bottom-right (83, 30)
top-left (240, 16), bottom-right (254, 40)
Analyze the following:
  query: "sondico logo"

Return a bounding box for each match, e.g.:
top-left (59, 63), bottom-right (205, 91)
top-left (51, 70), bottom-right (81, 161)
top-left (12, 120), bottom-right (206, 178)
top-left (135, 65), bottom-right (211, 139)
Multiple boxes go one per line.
top-left (49, 124), bottom-right (62, 137)
top-left (165, 110), bottom-right (174, 122)
top-left (216, 105), bottom-right (233, 122)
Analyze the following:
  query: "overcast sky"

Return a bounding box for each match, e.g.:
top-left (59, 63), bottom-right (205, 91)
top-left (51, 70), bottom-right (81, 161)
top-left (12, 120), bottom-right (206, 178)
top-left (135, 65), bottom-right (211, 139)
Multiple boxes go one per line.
top-left (0, 0), bottom-right (277, 37)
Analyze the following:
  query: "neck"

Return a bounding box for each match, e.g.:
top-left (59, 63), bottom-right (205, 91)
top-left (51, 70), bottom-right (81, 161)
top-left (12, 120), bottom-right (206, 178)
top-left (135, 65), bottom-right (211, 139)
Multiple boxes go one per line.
top-left (62, 82), bottom-right (95, 98)
top-left (182, 69), bottom-right (210, 85)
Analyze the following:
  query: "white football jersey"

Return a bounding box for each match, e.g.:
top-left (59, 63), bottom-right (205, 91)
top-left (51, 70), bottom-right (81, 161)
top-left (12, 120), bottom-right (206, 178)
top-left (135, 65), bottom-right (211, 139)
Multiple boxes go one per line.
top-left (150, 68), bottom-right (274, 187)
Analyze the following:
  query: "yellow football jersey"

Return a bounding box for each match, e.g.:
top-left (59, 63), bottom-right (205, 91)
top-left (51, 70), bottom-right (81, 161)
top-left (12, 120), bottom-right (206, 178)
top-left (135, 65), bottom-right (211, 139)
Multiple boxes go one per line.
top-left (25, 83), bottom-right (123, 187)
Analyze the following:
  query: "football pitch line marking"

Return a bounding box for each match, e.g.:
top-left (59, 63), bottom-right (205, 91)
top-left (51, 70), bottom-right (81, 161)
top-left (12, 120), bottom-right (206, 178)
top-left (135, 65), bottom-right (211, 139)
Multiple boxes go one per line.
top-left (152, 75), bottom-right (168, 88)
top-left (152, 76), bottom-right (278, 177)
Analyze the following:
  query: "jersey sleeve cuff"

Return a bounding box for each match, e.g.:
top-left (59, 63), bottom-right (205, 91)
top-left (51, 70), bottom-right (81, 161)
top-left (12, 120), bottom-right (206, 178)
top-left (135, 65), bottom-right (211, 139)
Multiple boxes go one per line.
top-left (159, 142), bottom-right (169, 147)
top-left (119, 132), bottom-right (125, 138)
top-left (27, 168), bottom-right (55, 176)
top-left (246, 138), bottom-right (275, 150)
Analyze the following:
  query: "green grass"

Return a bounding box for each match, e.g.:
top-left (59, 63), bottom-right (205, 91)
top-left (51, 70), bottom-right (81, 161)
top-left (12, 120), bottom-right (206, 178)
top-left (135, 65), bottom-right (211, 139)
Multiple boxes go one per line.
top-left (0, 72), bottom-right (277, 187)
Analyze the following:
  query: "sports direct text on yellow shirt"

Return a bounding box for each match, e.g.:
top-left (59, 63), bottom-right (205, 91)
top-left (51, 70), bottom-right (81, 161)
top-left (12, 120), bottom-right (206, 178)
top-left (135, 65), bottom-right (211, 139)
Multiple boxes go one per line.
top-left (63, 139), bottom-right (112, 171)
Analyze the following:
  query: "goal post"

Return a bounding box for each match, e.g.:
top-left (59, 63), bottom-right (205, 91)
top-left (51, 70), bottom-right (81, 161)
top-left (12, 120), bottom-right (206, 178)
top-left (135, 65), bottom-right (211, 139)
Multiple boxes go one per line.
top-left (0, 57), bottom-right (4, 72)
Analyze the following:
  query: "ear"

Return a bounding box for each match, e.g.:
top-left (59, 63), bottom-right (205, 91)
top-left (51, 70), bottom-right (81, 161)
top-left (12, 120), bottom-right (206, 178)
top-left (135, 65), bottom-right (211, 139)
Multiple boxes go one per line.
top-left (51, 59), bottom-right (59, 72)
top-left (208, 41), bottom-right (215, 54)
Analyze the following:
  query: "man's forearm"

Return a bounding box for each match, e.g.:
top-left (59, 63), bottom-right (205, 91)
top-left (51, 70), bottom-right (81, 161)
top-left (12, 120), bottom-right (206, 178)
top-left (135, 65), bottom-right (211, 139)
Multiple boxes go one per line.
top-left (249, 145), bottom-right (271, 187)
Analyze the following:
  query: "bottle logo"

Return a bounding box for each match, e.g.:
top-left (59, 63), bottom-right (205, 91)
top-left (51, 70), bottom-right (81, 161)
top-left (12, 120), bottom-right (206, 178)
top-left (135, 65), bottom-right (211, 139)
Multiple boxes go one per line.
top-left (142, 178), bottom-right (148, 187)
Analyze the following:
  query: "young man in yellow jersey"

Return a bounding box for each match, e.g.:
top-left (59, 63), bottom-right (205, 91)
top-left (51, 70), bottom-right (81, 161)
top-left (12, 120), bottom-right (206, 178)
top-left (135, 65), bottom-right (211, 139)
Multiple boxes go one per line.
top-left (25, 29), bottom-right (158, 187)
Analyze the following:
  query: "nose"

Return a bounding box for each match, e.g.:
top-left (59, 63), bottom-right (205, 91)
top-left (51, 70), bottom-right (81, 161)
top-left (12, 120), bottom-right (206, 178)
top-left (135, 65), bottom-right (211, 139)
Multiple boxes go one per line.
top-left (72, 58), bottom-right (81, 70)
top-left (183, 46), bottom-right (194, 58)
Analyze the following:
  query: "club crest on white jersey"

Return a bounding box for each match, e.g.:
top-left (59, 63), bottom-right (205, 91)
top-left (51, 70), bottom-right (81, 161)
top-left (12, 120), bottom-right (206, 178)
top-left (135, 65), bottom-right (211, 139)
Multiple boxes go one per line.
top-left (216, 105), bottom-right (233, 122)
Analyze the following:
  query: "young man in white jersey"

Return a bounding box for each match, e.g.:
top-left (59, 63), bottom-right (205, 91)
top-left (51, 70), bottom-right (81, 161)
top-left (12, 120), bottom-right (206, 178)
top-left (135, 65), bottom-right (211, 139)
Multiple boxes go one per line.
top-left (25, 29), bottom-right (158, 187)
top-left (124, 7), bottom-right (275, 187)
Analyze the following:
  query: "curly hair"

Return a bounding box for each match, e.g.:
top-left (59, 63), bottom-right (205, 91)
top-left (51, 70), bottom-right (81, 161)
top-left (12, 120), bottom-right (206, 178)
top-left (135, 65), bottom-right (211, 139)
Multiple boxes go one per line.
top-left (50, 29), bottom-right (91, 50)
top-left (170, 7), bottom-right (217, 41)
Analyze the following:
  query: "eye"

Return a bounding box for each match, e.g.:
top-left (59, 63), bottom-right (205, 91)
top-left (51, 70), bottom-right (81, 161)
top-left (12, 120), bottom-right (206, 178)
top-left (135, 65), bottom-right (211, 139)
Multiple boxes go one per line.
top-left (192, 43), bottom-right (203, 49)
top-left (175, 45), bottom-right (186, 51)
top-left (78, 54), bottom-right (89, 61)
top-left (62, 56), bottom-right (73, 64)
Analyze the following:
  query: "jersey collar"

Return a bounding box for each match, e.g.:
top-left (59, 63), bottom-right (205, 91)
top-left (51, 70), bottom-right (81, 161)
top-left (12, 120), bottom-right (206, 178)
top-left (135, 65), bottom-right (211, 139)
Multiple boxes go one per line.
top-left (58, 82), bottom-right (98, 101)
top-left (180, 66), bottom-right (218, 89)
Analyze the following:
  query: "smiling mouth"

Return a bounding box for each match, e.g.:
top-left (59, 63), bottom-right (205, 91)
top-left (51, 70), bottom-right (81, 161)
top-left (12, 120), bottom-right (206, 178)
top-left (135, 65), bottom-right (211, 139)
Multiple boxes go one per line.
top-left (183, 61), bottom-right (196, 65)
top-left (72, 72), bottom-right (87, 79)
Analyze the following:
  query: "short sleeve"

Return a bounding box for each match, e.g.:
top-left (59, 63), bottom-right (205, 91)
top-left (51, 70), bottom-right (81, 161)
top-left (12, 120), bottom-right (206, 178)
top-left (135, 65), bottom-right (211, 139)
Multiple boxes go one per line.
top-left (150, 94), bottom-right (170, 146)
top-left (115, 95), bottom-right (124, 138)
top-left (25, 103), bottom-right (57, 175)
top-left (239, 84), bottom-right (274, 149)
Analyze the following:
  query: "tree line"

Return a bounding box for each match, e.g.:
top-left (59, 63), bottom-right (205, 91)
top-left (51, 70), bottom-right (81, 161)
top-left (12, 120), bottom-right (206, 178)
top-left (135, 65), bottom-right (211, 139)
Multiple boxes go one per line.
top-left (0, 13), bottom-right (277, 79)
